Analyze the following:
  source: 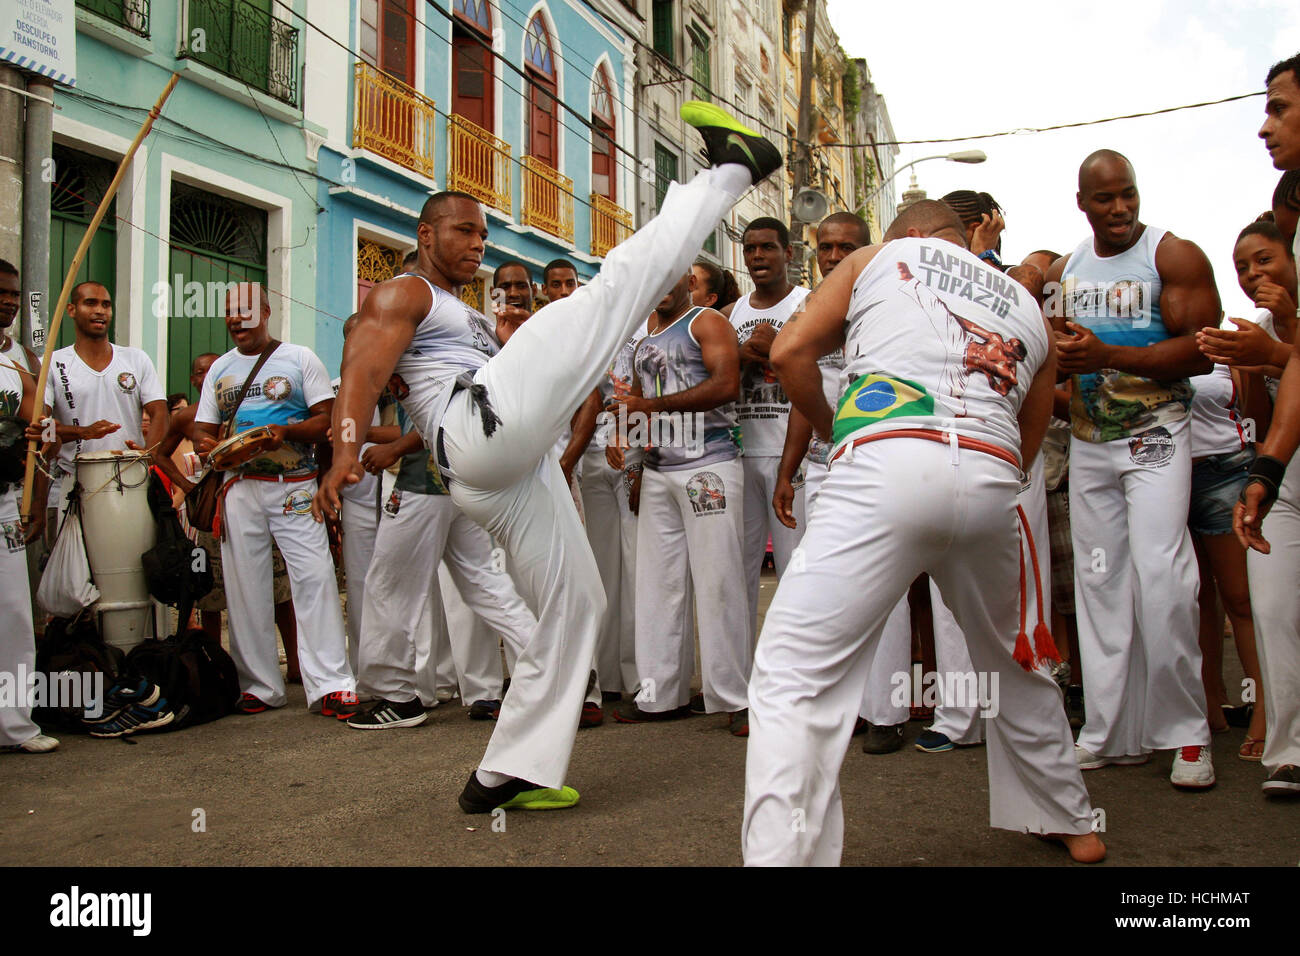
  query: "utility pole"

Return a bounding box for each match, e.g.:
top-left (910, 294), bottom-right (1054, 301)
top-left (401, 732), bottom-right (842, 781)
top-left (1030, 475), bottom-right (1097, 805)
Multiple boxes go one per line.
top-left (0, 65), bottom-right (24, 265)
top-left (23, 76), bottom-right (53, 352)
top-left (788, 0), bottom-right (818, 286)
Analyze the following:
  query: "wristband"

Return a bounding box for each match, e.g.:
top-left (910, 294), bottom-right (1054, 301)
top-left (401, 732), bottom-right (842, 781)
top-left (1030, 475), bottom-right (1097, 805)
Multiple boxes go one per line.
top-left (1240, 454), bottom-right (1286, 508)
top-left (978, 249), bottom-right (1002, 267)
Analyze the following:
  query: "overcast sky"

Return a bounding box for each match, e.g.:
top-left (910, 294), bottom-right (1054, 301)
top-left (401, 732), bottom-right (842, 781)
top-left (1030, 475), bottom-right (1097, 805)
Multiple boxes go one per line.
top-left (825, 0), bottom-right (1299, 316)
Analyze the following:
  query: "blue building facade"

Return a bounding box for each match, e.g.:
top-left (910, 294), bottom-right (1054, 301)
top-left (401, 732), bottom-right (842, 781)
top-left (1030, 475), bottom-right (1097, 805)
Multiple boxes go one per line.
top-left (308, 0), bottom-right (636, 374)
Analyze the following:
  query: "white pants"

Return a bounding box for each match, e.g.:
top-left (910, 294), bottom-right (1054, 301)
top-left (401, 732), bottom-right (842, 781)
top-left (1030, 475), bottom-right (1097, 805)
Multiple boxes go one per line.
top-left (439, 562), bottom-right (507, 703)
top-left (360, 491), bottom-right (533, 704)
top-left (341, 493), bottom-right (379, 693)
top-left (220, 477), bottom-right (353, 709)
top-left (635, 458), bottom-right (750, 713)
top-left (1070, 417), bottom-right (1208, 756)
top-left (744, 438), bottom-right (1093, 865)
top-left (927, 454), bottom-right (1052, 743)
top-left (0, 493), bottom-right (39, 747)
top-left (1246, 454), bottom-right (1300, 774)
top-left (742, 455), bottom-right (805, 645)
top-left (580, 445), bottom-right (638, 694)
top-left (439, 165), bottom-right (747, 787)
top-left (808, 460), bottom-right (910, 726)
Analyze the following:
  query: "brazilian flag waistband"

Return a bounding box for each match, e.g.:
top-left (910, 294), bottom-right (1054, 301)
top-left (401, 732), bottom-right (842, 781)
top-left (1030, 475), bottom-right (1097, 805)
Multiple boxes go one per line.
top-left (832, 373), bottom-right (937, 446)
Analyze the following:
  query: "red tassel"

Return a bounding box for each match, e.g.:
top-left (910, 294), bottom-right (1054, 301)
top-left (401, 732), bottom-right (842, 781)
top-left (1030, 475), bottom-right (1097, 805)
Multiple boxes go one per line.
top-left (1013, 629), bottom-right (1035, 670)
top-left (1033, 620), bottom-right (1061, 665)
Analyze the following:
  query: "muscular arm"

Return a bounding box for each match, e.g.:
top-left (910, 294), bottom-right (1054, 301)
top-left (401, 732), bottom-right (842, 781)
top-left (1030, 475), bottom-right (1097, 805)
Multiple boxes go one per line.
top-left (276, 399), bottom-right (332, 445)
top-left (559, 389), bottom-right (602, 481)
top-left (314, 278), bottom-right (426, 520)
top-left (770, 245), bottom-right (883, 439)
top-left (773, 405), bottom-right (814, 529)
top-left (1017, 317), bottom-right (1059, 467)
top-left (640, 311), bottom-right (741, 414)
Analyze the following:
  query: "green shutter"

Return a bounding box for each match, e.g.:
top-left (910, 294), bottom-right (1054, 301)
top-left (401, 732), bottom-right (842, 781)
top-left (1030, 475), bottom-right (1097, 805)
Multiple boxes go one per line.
top-left (652, 1), bottom-right (673, 61)
top-left (654, 143), bottom-right (677, 213)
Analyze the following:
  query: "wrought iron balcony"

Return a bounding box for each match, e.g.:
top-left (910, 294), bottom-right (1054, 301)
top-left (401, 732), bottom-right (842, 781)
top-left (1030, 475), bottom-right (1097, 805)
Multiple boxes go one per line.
top-left (352, 61), bottom-right (438, 179)
top-left (590, 194), bottom-right (632, 258)
top-left (77, 0), bottom-right (150, 37)
top-left (180, 0), bottom-right (300, 108)
top-left (521, 156), bottom-right (574, 245)
top-left (447, 114), bottom-right (511, 215)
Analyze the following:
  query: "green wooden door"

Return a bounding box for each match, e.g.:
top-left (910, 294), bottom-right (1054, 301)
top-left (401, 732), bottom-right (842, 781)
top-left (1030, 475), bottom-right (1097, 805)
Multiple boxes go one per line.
top-left (48, 214), bottom-right (116, 351)
top-left (49, 144), bottom-right (118, 351)
top-left (166, 246), bottom-right (267, 401)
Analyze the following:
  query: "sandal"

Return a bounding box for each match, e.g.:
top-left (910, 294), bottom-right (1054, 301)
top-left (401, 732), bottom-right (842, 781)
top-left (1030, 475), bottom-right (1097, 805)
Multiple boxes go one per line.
top-left (1238, 736), bottom-right (1265, 762)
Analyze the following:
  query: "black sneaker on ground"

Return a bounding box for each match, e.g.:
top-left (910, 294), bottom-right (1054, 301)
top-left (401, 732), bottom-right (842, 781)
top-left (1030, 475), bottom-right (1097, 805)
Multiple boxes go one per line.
top-left (83, 678), bottom-right (160, 724)
top-left (1263, 765), bottom-right (1300, 796)
top-left (861, 721), bottom-right (905, 754)
top-left (689, 692), bottom-right (707, 715)
top-left (87, 691), bottom-right (175, 738)
top-left (347, 697), bottom-right (427, 730)
top-left (611, 701), bottom-right (692, 723)
top-left (469, 698), bottom-right (501, 720)
top-left (679, 101), bottom-right (783, 186)
top-left (458, 772), bottom-right (580, 813)
top-left (321, 690), bottom-right (362, 720)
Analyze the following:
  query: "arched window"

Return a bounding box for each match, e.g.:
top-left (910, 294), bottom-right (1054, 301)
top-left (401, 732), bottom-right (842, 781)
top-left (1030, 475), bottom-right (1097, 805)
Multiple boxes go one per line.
top-left (452, 0), bottom-right (493, 131)
top-left (591, 65), bottom-right (616, 200)
top-left (524, 13), bottom-right (557, 169)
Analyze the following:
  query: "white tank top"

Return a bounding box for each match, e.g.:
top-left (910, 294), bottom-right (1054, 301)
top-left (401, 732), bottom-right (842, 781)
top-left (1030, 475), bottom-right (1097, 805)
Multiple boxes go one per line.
top-left (834, 237), bottom-right (1048, 461)
top-left (391, 274), bottom-right (499, 442)
top-left (1060, 225), bottom-right (1194, 443)
top-left (729, 285), bottom-right (810, 456)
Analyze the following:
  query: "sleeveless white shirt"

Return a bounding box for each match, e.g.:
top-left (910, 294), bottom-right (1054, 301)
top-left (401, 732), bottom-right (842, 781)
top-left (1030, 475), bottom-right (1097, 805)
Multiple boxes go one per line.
top-left (834, 237), bottom-right (1048, 461)
top-left (390, 274), bottom-right (499, 442)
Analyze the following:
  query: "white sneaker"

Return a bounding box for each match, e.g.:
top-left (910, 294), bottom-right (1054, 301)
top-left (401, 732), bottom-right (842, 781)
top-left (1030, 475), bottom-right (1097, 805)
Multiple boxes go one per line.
top-left (2, 733), bottom-right (60, 754)
top-left (1074, 745), bottom-right (1149, 770)
top-left (1170, 746), bottom-right (1215, 789)
top-left (435, 687), bottom-right (457, 703)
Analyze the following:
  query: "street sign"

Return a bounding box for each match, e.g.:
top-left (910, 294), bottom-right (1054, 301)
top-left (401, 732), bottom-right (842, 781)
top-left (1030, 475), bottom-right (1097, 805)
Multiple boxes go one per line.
top-left (0, 0), bottom-right (77, 87)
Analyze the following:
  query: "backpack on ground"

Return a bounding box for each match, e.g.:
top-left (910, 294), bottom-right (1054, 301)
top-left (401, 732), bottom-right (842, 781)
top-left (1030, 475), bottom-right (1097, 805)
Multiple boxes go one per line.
top-left (124, 628), bottom-right (240, 729)
top-left (32, 613), bottom-right (125, 730)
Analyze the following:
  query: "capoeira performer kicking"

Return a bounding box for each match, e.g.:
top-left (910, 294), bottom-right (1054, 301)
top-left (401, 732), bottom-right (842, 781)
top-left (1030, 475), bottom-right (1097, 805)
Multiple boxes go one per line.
top-left (743, 200), bottom-right (1103, 865)
top-left (316, 102), bottom-right (782, 813)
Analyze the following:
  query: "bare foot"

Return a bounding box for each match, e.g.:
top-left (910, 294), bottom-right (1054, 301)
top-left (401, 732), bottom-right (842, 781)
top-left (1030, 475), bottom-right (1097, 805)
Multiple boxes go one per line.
top-left (1043, 831), bottom-right (1107, 863)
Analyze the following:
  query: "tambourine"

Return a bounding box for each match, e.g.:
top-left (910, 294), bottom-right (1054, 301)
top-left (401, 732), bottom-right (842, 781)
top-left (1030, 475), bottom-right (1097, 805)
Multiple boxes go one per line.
top-left (209, 425), bottom-right (277, 471)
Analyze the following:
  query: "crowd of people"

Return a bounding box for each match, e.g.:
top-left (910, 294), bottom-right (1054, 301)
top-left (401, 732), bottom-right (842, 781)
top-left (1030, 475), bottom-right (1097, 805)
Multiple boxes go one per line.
top-left (2, 57), bottom-right (1298, 865)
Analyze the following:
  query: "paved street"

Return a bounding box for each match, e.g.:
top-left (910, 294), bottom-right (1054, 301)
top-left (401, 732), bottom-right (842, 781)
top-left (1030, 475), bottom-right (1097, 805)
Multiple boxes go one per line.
top-left (3, 574), bottom-right (1296, 867)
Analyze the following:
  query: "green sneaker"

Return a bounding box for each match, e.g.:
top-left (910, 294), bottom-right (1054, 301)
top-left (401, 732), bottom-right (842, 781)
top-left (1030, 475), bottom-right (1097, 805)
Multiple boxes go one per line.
top-left (679, 100), bottom-right (783, 185)
top-left (458, 771), bottom-right (581, 812)
top-left (499, 785), bottom-right (581, 811)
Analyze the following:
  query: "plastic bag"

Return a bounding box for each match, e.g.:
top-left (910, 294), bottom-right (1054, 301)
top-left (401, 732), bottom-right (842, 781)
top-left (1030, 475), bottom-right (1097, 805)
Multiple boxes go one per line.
top-left (37, 501), bottom-right (101, 617)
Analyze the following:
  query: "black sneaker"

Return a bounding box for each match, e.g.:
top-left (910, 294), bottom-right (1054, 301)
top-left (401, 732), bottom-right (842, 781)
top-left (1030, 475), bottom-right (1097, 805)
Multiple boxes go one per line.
top-left (1263, 765), bottom-right (1300, 796)
top-left (469, 698), bottom-right (501, 720)
top-left (689, 692), bottom-right (707, 715)
top-left (87, 690), bottom-right (175, 738)
top-left (611, 701), bottom-right (692, 723)
top-left (347, 697), bottom-right (427, 730)
top-left (83, 677), bottom-right (159, 724)
top-left (458, 772), bottom-right (580, 813)
top-left (861, 721), bottom-right (905, 754)
top-left (680, 101), bottom-right (783, 186)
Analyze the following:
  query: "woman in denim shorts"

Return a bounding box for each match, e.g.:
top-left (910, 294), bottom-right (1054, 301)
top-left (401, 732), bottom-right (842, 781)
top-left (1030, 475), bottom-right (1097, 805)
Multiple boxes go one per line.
top-left (1189, 328), bottom-right (1268, 760)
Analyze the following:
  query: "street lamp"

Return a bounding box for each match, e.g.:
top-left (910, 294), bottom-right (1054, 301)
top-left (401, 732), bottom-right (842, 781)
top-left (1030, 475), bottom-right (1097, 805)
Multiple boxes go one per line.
top-left (862, 149), bottom-right (988, 205)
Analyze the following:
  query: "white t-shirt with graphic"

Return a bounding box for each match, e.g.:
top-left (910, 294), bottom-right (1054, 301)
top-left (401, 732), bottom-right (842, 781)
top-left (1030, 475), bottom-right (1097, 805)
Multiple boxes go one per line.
top-left (196, 343), bottom-right (334, 480)
top-left (44, 344), bottom-right (166, 477)
top-left (729, 285), bottom-right (810, 456)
